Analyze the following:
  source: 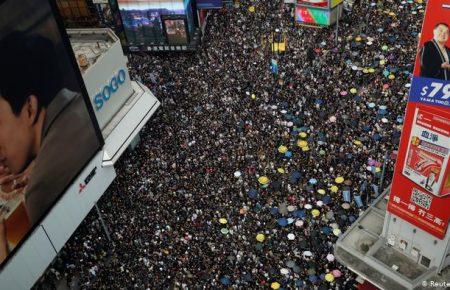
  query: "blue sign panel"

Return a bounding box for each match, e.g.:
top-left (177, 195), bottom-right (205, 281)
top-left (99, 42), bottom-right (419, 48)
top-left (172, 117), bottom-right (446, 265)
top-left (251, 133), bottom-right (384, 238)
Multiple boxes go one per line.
top-left (197, 0), bottom-right (222, 9)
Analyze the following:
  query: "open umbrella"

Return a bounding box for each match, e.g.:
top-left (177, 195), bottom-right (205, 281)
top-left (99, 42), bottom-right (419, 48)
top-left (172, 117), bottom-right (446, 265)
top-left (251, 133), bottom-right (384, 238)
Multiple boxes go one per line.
top-left (335, 177), bottom-right (344, 184)
top-left (309, 178), bottom-right (317, 185)
top-left (304, 204), bottom-right (312, 210)
top-left (298, 140), bottom-right (308, 148)
top-left (277, 218), bottom-right (288, 227)
top-left (248, 189), bottom-right (258, 198)
top-left (311, 209), bottom-right (320, 217)
top-left (287, 233), bottom-right (295, 240)
top-left (299, 132), bottom-right (308, 138)
top-left (220, 276), bottom-right (231, 285)
top-left (333, 228), bottom-right (342, 236)
top-left (258, 176), bottom-right (269, 185)
top-left (317, 189), bottom-right (326, 195)
top-left (278, 145), bottom-right (288, 153)
top-left (271, 282), bottom-right (280, 290)
top-left (277, 168), bottom-right (285, 174)
top-left (332, 269), bottom-right (342, 277)
top-left (329, 116), bottom-right (337, 123)
top-left (221, 228), bottom-right (229, 234)
top-left (234, 171), bottom-right (242, 178)
top-left (283, 262), bottom-right (295, 271)
top-left (323, 195), bottom-right (332, 204)
top-left (219, 218), bottom-right (227, 224)
top-left (295, 220), bottom-right (304, 227)
top-left (285, 151), bottom-right (293, 158)
top-left (330, 185), bottom-right (338, 193)
top-left (287, 205), bottom-right (297, 212)
top-left (325, 273), bottom-right (334, 282)
top-left (256, 233), bottom-right (265, 242)
top-left (326, 253), bottom-right (335, 262)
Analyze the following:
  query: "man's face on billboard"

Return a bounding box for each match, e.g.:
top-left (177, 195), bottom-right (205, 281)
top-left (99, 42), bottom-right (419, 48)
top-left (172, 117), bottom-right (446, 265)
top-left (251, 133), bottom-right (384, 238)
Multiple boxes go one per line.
top-left (0, 95), bottom-right (38, 174)
top-left (434, 24), bottom-right (449, 45)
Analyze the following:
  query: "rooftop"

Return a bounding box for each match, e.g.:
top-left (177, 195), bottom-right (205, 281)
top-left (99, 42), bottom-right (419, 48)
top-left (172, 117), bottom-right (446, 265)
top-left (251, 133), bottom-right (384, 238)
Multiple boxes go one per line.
top-left (67, 28), bottom-right (117, 73)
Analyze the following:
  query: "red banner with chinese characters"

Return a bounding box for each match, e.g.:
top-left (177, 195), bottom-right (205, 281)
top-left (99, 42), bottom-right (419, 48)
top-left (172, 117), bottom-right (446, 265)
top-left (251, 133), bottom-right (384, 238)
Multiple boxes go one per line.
top-left (387, 0), bottom-right (450, 239)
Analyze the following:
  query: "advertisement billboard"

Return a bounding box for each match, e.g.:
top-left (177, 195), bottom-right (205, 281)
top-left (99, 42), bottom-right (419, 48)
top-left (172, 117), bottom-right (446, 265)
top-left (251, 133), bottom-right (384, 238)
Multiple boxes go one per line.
top-left (162, 16), bottom-right (189, 45)
top-left (297, 0), bottom-right (328, 8)
top-left (0, 0), bottom-right (103, 266)
top-left (118, 0), bottom-right (191, 45)
top-left (196, 0), bottom-right (222, 9)
top-left (388, 0), bottom-right (450, 239)
top-left (296, 0), bottom-right (342, 9)
top-left (295, 6), bottom-right (330, 25)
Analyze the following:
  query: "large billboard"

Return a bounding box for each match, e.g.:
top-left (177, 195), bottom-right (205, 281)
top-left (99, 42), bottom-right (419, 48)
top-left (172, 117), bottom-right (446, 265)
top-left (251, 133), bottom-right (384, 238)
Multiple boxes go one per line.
top-left (296, 0), bottom-right (343, 9)
top-left (388, 0), bottom-right (450, 239)
top-left (118, 0), bottom-right (188, 45)
top-left (0, 0), bottom-right (103, 266)
top-left (162, 15), bottom-right (189, 45)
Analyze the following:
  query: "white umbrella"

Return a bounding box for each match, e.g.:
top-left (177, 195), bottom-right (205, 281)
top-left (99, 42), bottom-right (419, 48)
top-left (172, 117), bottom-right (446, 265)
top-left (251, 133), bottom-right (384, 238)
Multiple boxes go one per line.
top-left (287, 205), bottom-right (297, 212)
top-left (234, 171), bottom-right (242, 178)
top-left (304, 204), bottom-right (312, 210)
top-left (295, 220), bottom-right (304, 227)
top-left (326, 253), bottom-right (335, 262)
top-left (280, 268), bottom-right (289, 275)
top-left (287, 233), bottom-right (295, 240)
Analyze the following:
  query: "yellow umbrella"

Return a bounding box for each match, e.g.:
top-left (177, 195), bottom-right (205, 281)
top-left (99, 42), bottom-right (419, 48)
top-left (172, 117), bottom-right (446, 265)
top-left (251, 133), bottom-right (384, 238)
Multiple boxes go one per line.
top-left (311, 209), bottom-right (320, 217)
top-left (362, 68), bottom-right (369, 74)
top-left (271, 282), bottom-right (280, 290)
top-left (317, 189), bottom-right (326, 195)
top-left (353, 140), bottom-right (362, 146)
top-left (389, 74), bottom-right (395, 80)
top-left (350, 88), bottom-right (357, 94)
top-left (277, 168), bottom-right (285, 174)
top-left (375, 167), bottom-right (381, 173)
top-left (330, 185), bottom-right (339, 193)
top-left (248, 6), bottom-right (255, 12)
top-left (297, 140), bottom-right (308, 148)
top-left (219, 218), bottom-right (227, 224)
top-left (335, 177), bottom-right (344, 184)
top-left (355, 36), bottom-right (362, 42)
top-left (301, 146), bottom-right (310, 152)
top-left (278, 145), bottom-right (288, 153)
top-left (299, 132), bottom-right (307, 138)
top-left (333, 228), bottom-right (342, 236)
top-left (368, 68), bottom-right (375, 73)
top-left (325, 273), bottom-right (335, 282)
top-left (389, 12), bottom-right (396, 16)
top-left (258, 176), bottom-right (269, 185)
top-left (380, 59), bottom-right (386, 65)
top-left (256, 233), bottom-right (265, 242)
top-left (251, 93), bottom-right (256, 99)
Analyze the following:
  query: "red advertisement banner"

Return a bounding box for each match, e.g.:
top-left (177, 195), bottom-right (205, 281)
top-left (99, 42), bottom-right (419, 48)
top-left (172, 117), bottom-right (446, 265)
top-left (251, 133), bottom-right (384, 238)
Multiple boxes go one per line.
top-left (388, 0), bottom-right (450, 239)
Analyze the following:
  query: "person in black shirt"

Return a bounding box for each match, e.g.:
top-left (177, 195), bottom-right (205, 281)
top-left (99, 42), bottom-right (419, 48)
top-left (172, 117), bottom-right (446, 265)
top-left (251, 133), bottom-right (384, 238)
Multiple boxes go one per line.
top-left (420, 23), bottom-right (450, 80)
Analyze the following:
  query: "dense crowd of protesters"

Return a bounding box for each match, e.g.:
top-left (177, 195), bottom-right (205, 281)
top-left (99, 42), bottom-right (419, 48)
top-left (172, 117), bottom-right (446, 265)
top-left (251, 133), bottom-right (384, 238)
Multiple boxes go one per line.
top-left (34, 0), bottom-right (425, 289)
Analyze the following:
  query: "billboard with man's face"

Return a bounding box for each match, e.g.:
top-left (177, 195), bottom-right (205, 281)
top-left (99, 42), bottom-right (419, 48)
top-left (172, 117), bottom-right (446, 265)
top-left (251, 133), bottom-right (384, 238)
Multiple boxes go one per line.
top-left (388, 0), bottom-right (450, 239)
top-left (0, 0), bottom-right (103, 267)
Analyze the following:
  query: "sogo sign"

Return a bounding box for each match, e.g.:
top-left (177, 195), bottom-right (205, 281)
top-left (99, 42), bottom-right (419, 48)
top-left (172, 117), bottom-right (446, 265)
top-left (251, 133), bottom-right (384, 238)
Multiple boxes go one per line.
top-left (93, 69), bottom-right (126, 111)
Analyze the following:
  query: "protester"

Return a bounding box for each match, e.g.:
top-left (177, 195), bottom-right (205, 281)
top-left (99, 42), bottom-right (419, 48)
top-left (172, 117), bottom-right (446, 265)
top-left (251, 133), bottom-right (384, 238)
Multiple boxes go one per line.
top-left (33, 0), bottom-right (424, 289)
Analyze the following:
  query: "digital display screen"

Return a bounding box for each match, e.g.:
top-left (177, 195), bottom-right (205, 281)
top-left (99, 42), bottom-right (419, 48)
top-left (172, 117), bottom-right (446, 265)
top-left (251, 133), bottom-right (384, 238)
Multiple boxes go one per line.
top-left (163, 18), bottom-right (188, 44)
top-left (118, 0), bottom-right (186, 45)
top-left (295, 6), bottom-right (330, 25)
top-left (0, 0), bottom-right (102, 266)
